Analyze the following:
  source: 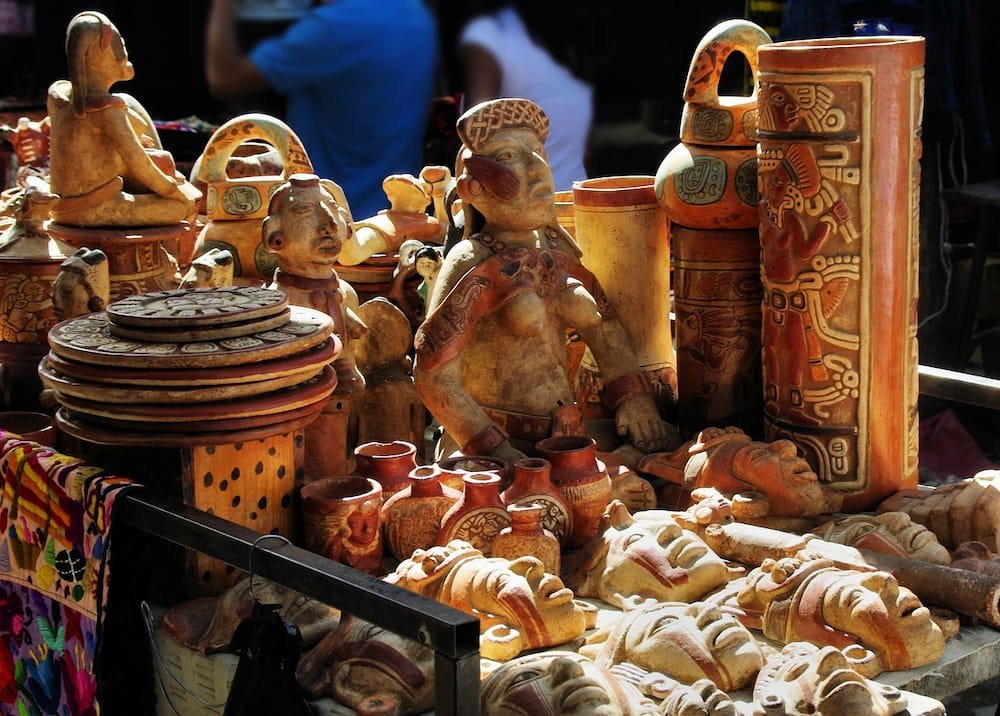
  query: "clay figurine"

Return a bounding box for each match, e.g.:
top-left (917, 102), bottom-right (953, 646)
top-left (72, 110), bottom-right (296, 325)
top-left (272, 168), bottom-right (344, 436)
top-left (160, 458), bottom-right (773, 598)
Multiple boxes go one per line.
top-left (639, 427), bottom-right (843, 524)
top-left (384, 539), bottom-right (593, 661)
top-left (177, 247), bottom-right (235, 289)
top-left (46, 12), bottom-right (201, 227)
top-left (581, 599), bottom-right (766, 691)
top-left (52, 247), bottom-right (110, 320)
top-left (481, 652), bottom-right (659, 716)
top-left (296, 614), bottom-right (435, 716)
top-left (752, 642), bottom-right (912, 715)
top-left (338, 173), bottom-right (443, 266)
top-left (414, 98), bottom-right (676, 463)
top-left (0, 116), bottom-right (50, 192)
top-left (562, 500), bottom-right (731, 608)
top-left (723, 556), bottom-right (945, 677)
top-left (263, 173), bottom-right (366, 477)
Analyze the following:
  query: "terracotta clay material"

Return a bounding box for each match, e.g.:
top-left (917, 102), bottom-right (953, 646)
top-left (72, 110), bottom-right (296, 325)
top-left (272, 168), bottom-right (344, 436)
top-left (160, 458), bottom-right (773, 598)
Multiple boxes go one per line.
top-left (438, 471), bottom-right (510, 555)
top-left (501, 457), bottom-right (572, 548)
top-left (300, 475), bottom-right (383, 574)
top-left (380, 464), bottom-right (460, 561)
top-left (536, 435), bottom-right (612, 548)
top-left (492, 502), bottom-right (561, 576)
top-left (353, 440), bottom-right (418, 498)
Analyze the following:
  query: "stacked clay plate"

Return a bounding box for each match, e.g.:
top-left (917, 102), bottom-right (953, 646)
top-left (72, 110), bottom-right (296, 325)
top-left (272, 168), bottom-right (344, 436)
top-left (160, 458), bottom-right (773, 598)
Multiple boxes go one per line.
top-left (41, 286), bottom-right (340, 447)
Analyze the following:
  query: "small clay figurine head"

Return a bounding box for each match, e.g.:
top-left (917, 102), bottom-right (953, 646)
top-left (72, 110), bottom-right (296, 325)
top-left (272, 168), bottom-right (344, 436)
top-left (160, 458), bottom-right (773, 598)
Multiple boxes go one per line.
top-left (811, 512), bottom-right (951, 564)
top-left (564, 500), bottom-right (730, 608)
top-left (296, 614), bottom-right (436, 716)
top-left (65, 11), bottom-right (133, 116)
top-left (481, 651), bottom-right (657, 716)
top-left (753, 642), bottom-right (909, 715)
top-left (455, 98), bottom-right (557, 234)
top-left (739, 557), bottom-right (944, 676)
top-left (178, 247), bottom-right (235, 289)
top-left (413, 245), bottom-right (442, 280)
top-left (581, 600), bottom-right (766, 691)
top-left (262, 174), bottom-right (352, 277)
top-left (382, 173), bottom-right (432, 214)
top-left (52, 247), bottom-right (110, 320)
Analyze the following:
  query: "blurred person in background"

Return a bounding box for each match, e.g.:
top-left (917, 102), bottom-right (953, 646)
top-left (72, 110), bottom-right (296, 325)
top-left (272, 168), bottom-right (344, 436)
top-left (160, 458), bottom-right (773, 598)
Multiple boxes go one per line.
top-left (206, 0), bottom-right (438, 219)
top-left (457, 1), bottom-right (611, 191)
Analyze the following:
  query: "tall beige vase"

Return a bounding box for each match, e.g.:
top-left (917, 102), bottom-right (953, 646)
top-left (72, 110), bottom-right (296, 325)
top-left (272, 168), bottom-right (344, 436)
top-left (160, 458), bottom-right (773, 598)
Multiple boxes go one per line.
top-left (571, 176), bottom-right (677, 417)
top-left (756, 36), bottom-right (925, 510)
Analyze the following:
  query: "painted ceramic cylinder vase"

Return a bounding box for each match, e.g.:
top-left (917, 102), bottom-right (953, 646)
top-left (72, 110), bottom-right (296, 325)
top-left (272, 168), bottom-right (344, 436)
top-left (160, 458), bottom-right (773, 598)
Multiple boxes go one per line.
top-left (300, 475), bottom-right (383, 574)
top-left (757, 36), bottom-right (925, 510)
top-left (502, 457), bottom-right (573, 548)
top-left (353, 440), bottom-right (417, 499)
top-left (572, 176), bottom-right (677, 416)
top-left (437, 472), bottom-right (510, 555)
top-left (380, 464), bottom-right (460, 560)
top-left (673, 225), bottom-right (763, 435)
top-left (536, 435), bottom-right (611, 548)
top-left (655, 19), bottom-right (771, 231)
top-left (492, 502), bottom-right (561, 576)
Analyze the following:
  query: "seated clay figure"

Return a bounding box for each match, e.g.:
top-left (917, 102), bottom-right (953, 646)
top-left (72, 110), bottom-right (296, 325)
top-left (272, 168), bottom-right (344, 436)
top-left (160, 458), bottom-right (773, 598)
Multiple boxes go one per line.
top-left (46, 12), bottom-right (201, 227)
top-left (562, 500), bottom-right (731, 609)
top-left (384, 539), bottom-right (593, 661)
top-left (0, 116), bottom-right (50, 193)
top-left (581, 599), bottom-right (766, 692)
top-left (808, 511), bottom-right (951, 565)
top-left (721, 556), bottom-right (945, 677)
top-left (638, 427), bottom-right (843, 523)
top-left (296, 614), bottom-right (435, 716)
top-left (752, 642), bottom-right (912, 715)
top-left (481, 652), bottom-right (659, 716)
top-left (414, 98), bottom-right (676, 463)
top-left (338, 173), bottom-right (443, 266)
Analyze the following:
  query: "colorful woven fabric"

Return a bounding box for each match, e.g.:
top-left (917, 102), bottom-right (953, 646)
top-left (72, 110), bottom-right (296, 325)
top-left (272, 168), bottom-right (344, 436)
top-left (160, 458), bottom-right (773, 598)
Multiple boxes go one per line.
top-left (0, 429), bottom-right (136, 715)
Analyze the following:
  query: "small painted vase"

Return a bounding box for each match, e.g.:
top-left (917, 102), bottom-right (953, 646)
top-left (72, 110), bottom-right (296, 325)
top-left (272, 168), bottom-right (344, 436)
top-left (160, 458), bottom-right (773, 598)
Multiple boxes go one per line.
top-left (536, 435), bottom-right (612, 548)
top-left (353, 440), bottom-right (417, 499)
top-left (300, 475), bottom-right (382, 574)
top-left (380, 464), bottom-right (461, 560)
top-left (502, 457), bottom-right (573, 548)
top-left (436, 454), bottom-right (511, 493)
top-left (437, 472), bottom-right (510, 555)
top-left (492, 501), bottom-right (561, 576)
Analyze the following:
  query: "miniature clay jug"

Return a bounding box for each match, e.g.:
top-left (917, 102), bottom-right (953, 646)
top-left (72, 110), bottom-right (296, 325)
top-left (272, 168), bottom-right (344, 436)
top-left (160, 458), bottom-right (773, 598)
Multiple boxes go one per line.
top-left (438, 471), bottom-right (510, 555)
top-left (192, 113), bottom-right (322, 280)
top-left (436, 454), bottom-right (511, 493)
top-left (655, 20), bottom-right (770, 436)
top-left (535, 435), bottom-right (611, 548)
top-left (353, 440), bottom-right (417, 499)
top-left (380, 464), bottom-right (461, 560)
top-left (300, 475), bottom-right (383, 574)
top-left (572, 176), bottom-right (677, 416)
top-left (757, 35), bottom-right (925, 509)
top-left (492, 502), bottom-right (561, 576)
top-left (501, 457), bottom-right (573, 548)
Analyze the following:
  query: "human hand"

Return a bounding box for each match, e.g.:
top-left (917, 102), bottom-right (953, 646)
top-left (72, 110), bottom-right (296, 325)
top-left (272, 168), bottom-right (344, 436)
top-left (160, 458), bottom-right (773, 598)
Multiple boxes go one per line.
top-left (614, 393), bottom-right (679, 454)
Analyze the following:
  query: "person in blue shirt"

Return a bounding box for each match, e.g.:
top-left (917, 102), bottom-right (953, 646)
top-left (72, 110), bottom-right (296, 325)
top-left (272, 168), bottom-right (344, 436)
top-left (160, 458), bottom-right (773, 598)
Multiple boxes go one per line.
top-left (206, 0), bottom-right (439, 220)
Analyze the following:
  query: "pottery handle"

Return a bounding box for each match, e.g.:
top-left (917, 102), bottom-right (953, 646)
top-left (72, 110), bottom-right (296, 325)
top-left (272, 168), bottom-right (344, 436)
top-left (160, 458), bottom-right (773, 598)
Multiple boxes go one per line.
top-left (681, 19), bottom-right (771, 108)
top-left (195, 113), bottom-right (314, 183)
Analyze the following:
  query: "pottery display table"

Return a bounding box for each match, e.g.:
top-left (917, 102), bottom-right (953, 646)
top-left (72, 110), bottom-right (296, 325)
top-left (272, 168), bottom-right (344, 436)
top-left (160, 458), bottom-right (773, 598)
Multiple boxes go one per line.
top-left (42, 286), bottom-right (341, 591)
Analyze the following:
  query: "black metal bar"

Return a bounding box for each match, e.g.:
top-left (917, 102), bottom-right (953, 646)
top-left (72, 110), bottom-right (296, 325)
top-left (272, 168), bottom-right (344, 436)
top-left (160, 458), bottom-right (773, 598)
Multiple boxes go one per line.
top-left (919, 364), bottom-right (1000, 409)
top-left (115, 488), bottom-right (482, 711)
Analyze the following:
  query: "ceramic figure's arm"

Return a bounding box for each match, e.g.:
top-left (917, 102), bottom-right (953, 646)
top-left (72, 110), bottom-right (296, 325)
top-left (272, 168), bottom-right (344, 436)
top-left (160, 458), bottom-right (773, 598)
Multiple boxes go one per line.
top-left (337, 224), bottom-right (389, 266)
top-left (560, 280), bottom-right (676, 453)
top-left (206, 0), bottom-right (271, 100)
top-left (91, 104), bottom-right (198, 202)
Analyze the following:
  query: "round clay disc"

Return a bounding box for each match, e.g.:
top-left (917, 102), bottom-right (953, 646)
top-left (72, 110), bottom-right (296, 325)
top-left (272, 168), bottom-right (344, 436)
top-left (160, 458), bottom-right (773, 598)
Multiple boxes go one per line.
top-left (39, 356), bottom-right (327, 404)
top-left (53, 364), bottom-right (337, 423)
top-left (60, 400), bottom-right (326, 434)
top-left (43, 337), bottom-right (340, 387)
top-left (49, 305), bottom-right (333, 369)
top-left (55, 406), bottom-right (323, 448)
top-left (106, 286), bottom-right (288, 328)
top-left (107, 307), bottom-right (291, 343)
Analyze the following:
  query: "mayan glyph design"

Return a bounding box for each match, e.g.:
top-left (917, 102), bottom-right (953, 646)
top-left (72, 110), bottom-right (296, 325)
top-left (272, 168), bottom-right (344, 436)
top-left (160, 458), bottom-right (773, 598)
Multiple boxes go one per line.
top-left (758, 36), bottom-right (924, 508)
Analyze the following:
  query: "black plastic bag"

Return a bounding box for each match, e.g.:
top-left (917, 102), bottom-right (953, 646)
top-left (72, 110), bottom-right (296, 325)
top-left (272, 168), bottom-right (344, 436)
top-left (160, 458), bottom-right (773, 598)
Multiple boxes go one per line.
top-left (223, 600), bottom-right (313, 716)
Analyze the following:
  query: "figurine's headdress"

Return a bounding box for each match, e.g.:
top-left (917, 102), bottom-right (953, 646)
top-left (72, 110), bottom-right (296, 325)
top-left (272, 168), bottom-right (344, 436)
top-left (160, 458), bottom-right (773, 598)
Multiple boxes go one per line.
top-left (456, 98), bottom-right (549, 152)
